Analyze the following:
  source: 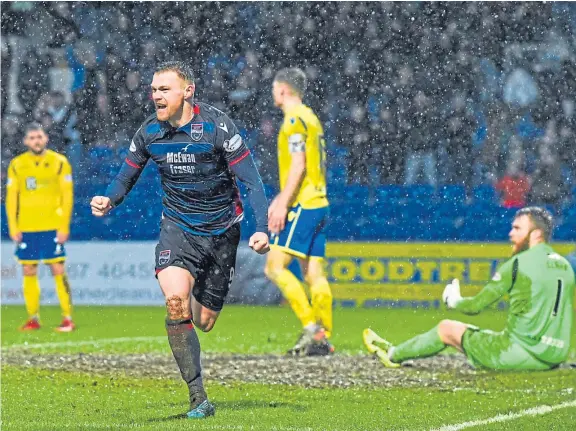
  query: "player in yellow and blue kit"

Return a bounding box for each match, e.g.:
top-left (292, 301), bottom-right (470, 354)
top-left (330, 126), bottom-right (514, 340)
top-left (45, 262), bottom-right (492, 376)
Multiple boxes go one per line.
top-left (5, 123), bottom-right (75, 332)
top-left (265, 68), bottom-right (333, 356)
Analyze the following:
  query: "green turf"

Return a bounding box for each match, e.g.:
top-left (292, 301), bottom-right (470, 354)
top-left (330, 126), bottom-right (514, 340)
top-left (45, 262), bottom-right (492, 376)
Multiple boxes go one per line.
top-left (0, 305), bottom-right (535, 354)
top-left (2, 365), bottom-right (575, 431)
top-left (2, 305), bottom-right (576, 430)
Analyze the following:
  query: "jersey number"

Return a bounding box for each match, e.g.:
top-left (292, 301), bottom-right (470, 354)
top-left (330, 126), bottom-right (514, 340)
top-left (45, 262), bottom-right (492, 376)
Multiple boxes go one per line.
top-left (228, 267), bottom-right (235, 290)
top-left (553, 278), bottom-right (563, 317)
top-left (25, 177), bottom-right (37, 190)
top-left (318, 135), bottom-right (327, 177)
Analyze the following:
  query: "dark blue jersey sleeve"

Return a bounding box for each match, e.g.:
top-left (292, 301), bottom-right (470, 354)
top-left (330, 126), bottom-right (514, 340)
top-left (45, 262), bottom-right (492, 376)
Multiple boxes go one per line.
top-left (215, 115), bottom-right (268, 233)
top-left (126, 125), bottom-right (151, 167)
top-left (106, 126), bottom-right (150, 207)
top-left (229, 152), bottom-right (268, 233)
top-left (215, 115), bottom-right (250, 165)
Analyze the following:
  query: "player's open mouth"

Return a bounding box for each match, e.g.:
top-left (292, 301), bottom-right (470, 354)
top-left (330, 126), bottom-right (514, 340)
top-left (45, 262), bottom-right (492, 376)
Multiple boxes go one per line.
top-left (156, 104), bottom-right (167, 112)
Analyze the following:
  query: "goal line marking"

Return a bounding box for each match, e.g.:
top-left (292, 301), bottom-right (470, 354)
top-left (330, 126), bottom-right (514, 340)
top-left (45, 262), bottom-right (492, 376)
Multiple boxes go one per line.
top-left (431, 399), bottom-right (576, 431)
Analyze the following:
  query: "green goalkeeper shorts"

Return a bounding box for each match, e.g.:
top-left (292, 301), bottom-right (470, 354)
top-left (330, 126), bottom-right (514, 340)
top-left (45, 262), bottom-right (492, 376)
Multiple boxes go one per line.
top-left (462, 327), bottom-right (552, 371)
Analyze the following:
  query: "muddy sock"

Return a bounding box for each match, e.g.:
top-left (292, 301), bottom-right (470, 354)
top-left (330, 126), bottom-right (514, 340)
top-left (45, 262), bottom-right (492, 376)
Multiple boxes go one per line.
top-left (165, 318), bottom-right (206, 408)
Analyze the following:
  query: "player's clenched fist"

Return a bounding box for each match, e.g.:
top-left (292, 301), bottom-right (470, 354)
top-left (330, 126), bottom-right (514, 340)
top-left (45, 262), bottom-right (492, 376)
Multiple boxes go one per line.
top-left (90, 196), bottom-right (112, 217)
top-left (249, 232), bottom-right (270, 255)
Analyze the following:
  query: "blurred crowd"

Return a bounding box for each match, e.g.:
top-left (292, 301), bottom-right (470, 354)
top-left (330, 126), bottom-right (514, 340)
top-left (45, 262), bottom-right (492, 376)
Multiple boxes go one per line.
top-left (2, 2), bottom-right (576, 208)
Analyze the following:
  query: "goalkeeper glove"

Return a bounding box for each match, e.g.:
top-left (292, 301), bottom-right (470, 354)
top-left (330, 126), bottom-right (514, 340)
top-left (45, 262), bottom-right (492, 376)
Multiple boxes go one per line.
top-left (442, 278), bottom-right (462, 309)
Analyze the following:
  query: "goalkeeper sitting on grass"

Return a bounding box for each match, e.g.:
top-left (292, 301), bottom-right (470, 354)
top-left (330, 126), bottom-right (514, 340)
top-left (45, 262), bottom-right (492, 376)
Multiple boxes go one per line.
top-left (364, 207), bottom-right (575, 371)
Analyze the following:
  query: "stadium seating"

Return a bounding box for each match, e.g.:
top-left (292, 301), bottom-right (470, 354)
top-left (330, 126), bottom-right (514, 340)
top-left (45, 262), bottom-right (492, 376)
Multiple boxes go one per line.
top-left (375, 185), bottom-right (404, 204)
top-left (2, 178), bottom-right (574, 242)
top-left (473, 185), bottom-right (497, 204)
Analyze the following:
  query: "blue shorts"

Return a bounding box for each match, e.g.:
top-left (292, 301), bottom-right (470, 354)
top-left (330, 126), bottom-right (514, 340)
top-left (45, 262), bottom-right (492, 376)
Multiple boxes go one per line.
top-left (270, 204), bottom-right (328, 259)
top-left (15, 230), bottom-right (66, 264)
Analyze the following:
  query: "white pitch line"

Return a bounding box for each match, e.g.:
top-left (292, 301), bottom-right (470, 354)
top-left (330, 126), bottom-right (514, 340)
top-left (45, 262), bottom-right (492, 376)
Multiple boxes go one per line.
top-left (431, 399), bottom-right (576, 431)
top-left (2, 336), bottom-right (167, 350)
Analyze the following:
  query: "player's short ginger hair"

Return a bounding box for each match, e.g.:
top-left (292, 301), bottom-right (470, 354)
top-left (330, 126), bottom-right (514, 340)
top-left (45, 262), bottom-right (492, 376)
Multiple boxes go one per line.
top-left (274, 67), bottom-right (307, 97)
top-left (155, 61), bottom-right (195, 84)
top-left (515, 206), bottom-right (554, 241)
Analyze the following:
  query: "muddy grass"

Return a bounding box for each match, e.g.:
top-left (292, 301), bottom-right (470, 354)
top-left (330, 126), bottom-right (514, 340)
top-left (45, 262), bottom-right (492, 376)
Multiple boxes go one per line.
top-left (3, 351), bottom-right (573, 389)
top-left (2, 351), bottom-right (479, 389)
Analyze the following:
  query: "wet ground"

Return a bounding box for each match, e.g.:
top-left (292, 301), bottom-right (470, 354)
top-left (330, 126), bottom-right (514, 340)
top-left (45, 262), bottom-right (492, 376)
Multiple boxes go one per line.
top-left (2, 351), bottom-right (480, 389)
top-left (3, 351), bottom-right (573, 389)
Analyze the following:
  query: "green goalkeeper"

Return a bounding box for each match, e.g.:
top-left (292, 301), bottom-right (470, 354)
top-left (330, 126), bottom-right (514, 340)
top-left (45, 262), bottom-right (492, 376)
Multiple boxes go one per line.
top-left (363, 207), bottom-right (575, 370)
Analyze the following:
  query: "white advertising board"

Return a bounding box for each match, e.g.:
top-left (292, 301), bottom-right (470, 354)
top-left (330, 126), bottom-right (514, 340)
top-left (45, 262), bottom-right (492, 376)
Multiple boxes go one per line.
top-left (1, 241), bottom-right (280, 306)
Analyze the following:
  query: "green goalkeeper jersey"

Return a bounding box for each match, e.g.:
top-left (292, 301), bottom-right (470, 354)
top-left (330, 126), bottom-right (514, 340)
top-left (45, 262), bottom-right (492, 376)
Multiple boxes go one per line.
top-left (455, 243), bottom-right (575, 365)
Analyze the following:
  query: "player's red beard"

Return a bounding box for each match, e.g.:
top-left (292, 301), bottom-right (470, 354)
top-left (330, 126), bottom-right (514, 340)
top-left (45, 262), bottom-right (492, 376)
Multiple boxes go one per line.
top-left (512, 233), bottom-right (531, 255)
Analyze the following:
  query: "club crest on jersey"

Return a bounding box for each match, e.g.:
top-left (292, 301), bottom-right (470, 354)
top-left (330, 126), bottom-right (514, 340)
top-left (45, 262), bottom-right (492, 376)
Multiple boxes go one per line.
top-left (158, 250), bottom-right (171, 266)
top-left (191, 123), bottom-right (204, 141)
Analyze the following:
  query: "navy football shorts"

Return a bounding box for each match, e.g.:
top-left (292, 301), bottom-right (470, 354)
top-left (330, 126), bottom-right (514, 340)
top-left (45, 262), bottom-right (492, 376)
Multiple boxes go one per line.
top-left (155, 218), bottom-right (241, 312)
top-left (15, 230), bottom-right (66, 264)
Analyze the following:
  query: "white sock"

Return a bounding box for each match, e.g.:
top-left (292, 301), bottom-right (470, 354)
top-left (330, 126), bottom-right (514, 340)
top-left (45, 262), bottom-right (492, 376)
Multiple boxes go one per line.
top-left (304, 323), bottom-right (319, 332)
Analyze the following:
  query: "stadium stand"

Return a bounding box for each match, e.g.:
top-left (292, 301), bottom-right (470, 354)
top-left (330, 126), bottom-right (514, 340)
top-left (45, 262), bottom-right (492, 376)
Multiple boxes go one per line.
top-left (1, 2), bottom-right (575, 242)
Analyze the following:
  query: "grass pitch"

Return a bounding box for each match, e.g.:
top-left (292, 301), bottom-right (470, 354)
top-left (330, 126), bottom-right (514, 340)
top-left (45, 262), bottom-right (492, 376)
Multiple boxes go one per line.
top-left (2, 305), bottom-right (575, 430)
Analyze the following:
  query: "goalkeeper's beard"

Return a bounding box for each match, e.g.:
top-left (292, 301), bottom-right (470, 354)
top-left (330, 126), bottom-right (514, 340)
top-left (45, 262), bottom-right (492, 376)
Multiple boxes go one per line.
top-left (512, 233), bottom-right (531, 255)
